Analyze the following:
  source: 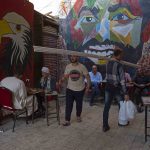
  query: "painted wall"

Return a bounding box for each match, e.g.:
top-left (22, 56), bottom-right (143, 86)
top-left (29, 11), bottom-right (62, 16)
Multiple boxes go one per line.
top-left (61, 0), bottom-right (150, 76)
top-left (0, 0), bottom-right (34, 84)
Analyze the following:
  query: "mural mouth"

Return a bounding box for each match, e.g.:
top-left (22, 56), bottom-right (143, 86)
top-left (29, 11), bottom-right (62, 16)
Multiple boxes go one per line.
top-left (83, 44), bottom-right (115, 63)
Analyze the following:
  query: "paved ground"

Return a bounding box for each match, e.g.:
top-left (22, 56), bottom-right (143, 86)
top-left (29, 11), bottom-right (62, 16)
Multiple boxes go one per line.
top-left (0, 98), bottom-right (150, 150)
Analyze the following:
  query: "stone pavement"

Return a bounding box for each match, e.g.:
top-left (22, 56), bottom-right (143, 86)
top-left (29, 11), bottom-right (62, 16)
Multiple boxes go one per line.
top-left (0, 100), bottom-right (150, 150)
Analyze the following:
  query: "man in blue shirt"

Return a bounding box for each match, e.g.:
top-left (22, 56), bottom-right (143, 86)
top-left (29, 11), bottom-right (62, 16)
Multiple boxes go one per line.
top-left (89, 65), bottom-right (102, 106)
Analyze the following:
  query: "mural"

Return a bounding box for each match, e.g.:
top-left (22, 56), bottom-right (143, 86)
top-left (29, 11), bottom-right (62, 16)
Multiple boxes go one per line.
top-left (61, 0), bottom-right (150, 76)
top-left (0, 0), bottom-right (34, 82)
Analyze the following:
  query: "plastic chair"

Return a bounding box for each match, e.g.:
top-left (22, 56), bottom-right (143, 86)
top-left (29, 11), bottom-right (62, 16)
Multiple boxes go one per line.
top-left (0, 86), bottom-right (28, 132)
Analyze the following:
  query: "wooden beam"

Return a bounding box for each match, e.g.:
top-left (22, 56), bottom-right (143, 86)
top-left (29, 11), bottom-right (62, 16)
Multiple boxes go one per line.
top-left (34, 46), bottom-right (139, 68)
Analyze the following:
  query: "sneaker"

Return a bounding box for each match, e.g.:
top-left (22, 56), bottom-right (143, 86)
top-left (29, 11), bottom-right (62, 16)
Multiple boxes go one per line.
top-left (137, 107), bottom-right (144, 113)
top-left (102, 126), bottom-right (110, 132)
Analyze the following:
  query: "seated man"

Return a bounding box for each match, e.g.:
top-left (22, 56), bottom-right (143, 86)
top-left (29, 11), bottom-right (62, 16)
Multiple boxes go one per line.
top-left (132, 72), bottom-right (150, 113)
top-left (125, 71), bottom-right (132, 83)
top-left (89, 65), bottom-right (102, 106)
top-left (1, 72), bottom-right (38, 116)
top-left (36, 67), bottom-right (56, 116)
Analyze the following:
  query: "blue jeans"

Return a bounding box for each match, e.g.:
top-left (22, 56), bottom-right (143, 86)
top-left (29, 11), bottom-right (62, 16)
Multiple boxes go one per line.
top-left (103, 84), bottom-right (124, 127)
top-left (90, 83), bottom-right (100, 105)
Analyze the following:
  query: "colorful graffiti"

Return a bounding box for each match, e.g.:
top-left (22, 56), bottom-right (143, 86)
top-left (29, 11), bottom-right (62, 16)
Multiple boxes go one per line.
top-left (61, 0), bottom-right (150, 75)
top-left (0, 0), bottom-right (34, 81)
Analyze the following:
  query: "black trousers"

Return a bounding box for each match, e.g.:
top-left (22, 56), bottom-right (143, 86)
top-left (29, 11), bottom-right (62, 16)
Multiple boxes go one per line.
top-left (36, 93), bottom-right (45, 112)
top-left (65, 88), bottom-right (85, 121)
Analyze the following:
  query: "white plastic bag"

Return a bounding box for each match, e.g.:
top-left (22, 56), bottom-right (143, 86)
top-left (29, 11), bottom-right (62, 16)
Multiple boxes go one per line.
top-left (118, 101), bottom-right (128, 125)
top-left (126, 100), bottom-right (137, 120)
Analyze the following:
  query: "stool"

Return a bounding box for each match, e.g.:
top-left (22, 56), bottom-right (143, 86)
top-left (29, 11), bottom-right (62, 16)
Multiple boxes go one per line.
top-left (142, 96), bottom-right (150, 142)
top-left (45, 91), bottom-right (60, 126)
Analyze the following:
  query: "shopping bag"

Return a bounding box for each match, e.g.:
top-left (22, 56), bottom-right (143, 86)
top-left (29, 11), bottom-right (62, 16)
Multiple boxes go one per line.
top-left (118, 101), bottom-right (128, 125)
top-left (126, 100), bottom-right (137, 120)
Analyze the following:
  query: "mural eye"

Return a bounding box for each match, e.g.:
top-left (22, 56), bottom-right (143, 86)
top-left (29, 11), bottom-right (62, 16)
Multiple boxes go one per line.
top-left (82, 16), bottom-right (96, 23)
top-left (112, 13), bottom-right (130, 21)
top-left (16, 24), bottom-right (21, 31)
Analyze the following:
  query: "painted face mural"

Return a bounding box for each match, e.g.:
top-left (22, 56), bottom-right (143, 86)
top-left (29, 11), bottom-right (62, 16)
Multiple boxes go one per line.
top-left (62, 0), bottom-right (150, 75)
top-left (0, 0), bottom-right (33, 79)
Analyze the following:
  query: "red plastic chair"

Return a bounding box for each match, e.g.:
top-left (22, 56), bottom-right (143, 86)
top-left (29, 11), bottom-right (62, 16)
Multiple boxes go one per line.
top-left (0, 86), bottom-right (28, 132)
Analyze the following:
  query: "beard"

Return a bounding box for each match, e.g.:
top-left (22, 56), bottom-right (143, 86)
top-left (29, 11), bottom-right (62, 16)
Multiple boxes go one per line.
top-left (70, 59), bottom-right (78, 63)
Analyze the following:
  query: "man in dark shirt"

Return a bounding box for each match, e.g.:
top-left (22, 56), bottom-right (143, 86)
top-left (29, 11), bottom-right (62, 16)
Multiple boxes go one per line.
top-left (103, 49), bottom-right (129, 132)
top-left (132, 73), bottom-right (150, 112)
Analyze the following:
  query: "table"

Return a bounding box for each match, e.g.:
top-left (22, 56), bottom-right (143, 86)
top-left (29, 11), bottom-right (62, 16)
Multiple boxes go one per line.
top-left (27, 88), bottom-right (44, 123)
top-left (142, 96), bottom-right (150, 142)
top-left (45, 91), bottom-right (60, 126)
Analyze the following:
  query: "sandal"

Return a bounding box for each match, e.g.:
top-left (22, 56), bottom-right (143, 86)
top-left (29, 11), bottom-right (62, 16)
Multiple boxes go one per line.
top-left (62, 121), bottom-right (70, 126)
top-left (77, 117), bottom-right (82, 122)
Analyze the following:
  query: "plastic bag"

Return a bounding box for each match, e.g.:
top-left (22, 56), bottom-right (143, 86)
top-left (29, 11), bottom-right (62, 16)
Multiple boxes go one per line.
top-left (118, 101), bottom-right (128, 125)
top-left (126, 100), bottom-right (137, 120)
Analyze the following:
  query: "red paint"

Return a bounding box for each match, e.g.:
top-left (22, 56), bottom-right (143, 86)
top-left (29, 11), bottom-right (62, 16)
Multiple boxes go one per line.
top-left (0, 0), bottom-right (34, 86)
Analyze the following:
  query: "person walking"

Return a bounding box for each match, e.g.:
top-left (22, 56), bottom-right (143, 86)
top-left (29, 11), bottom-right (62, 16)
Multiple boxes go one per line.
top-left (59, 55), bottom-right (91, 126)
top-left (103, 49), bottom-right (129, 132)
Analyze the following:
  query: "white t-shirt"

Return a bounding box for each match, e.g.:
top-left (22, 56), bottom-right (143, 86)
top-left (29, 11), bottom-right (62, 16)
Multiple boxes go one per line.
top-left (64, 63), bottom-right (88, 91)
top-left (1, 77), bottom-right (27, 109)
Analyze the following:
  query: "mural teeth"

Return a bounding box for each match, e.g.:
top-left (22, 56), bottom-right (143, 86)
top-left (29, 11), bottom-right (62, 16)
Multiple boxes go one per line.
top-left (92, 51), bottom-right (96, 54)
top-left (97, 52), bottom-right (101, 55)
top-left (101, 52), bottom-right (106, 56)
top-left (87, 50), bottom-right (91, 54)
top-left (84, 50), bottom-right (88, 53)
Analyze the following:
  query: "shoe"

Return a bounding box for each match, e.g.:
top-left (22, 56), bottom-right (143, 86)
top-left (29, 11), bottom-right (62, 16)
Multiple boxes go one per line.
top-left (77, 117), bottom-right (82, 122)
top-left (137, 107), bottom-right (144, 113)
top-left (103, 126), bottom-right (110, 132)
top-left (62, 121), bottom-right (70, 126)
top-left (118, 121), bottom-right (129, 127)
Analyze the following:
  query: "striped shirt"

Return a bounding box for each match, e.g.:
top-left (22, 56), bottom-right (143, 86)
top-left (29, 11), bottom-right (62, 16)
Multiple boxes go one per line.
top-left (105, 59), bottom-right (127, 94)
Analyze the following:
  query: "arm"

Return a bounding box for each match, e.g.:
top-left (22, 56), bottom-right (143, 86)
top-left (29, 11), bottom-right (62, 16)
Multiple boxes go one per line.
top-left (59, 74), bottom-right (69, 85)
top-left (59, 65), bottom-right (69, 85)
top-left (85, 74), bottom-right (91, 90)
top-left (118, 65), bottom-right (129, 100)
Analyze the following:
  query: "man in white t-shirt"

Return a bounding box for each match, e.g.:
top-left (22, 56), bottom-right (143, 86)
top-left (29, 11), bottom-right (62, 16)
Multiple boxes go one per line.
top-left (59, 55), bottom-right (91, 126)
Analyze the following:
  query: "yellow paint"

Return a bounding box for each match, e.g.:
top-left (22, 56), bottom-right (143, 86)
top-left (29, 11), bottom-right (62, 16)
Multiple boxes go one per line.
top-left (0, 20), bottom-right (13, 43)
top-left (98, 59), bottom-right (107, 64)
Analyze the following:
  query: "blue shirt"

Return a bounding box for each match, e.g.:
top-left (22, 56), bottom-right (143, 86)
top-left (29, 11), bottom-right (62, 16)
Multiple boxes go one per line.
top-left (89, 71), bottom-right (102, 84)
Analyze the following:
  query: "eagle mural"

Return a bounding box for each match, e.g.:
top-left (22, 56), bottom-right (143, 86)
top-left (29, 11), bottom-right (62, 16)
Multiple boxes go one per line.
top-left (0, 12), bottom-right (32, 76)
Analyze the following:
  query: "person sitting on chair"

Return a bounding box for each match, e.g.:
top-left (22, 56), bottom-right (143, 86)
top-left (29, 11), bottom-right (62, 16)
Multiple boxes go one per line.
top-left (89, 65), bottom-right (102, 106)
top-left (132, 72), bottom-right (150, 113)
top-left (36, 67), bottom-right (56, 116)
top-left (1, 71), bottom-right (38, 116)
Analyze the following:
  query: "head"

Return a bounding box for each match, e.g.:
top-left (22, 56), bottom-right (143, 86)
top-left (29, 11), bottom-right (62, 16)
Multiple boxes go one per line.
top-left (0, 12), bottom-right (32, 76)
top-left (113, 49), bottom-right (123, 60)
top-left (63, 0), bottom-right (150, 65)
top-left (41, 67), bottom-right (50, 78)
top-left (14, 71), bottom-right (23, 79)
top-left (69, 55), bottom-right (79, 63)
top-left (92, 65), bottom-right (97, 74)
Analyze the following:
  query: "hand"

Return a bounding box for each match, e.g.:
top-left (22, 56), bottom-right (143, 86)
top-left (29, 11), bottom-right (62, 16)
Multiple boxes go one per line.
top-left (124, 94), bottom-right (129, 101)
top-left (85, 87), bottom-right (90, 94)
